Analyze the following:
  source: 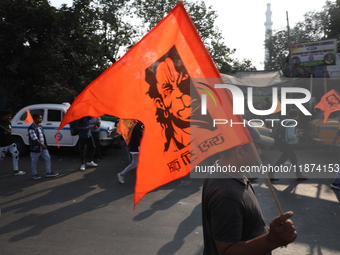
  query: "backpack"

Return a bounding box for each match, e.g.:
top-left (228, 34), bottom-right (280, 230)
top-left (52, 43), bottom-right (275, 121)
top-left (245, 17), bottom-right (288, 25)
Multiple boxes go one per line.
top-left (69, 121), bottom-right (78, 136)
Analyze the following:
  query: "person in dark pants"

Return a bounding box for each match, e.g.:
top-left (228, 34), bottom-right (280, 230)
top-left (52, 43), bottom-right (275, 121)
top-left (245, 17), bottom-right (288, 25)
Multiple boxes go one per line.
top-left (89, 117), bottom-right (101, 161)
top-left (119, 135), bottom-right (131, 165)
top-left (271, 109), bottom-right (308, 181)
top-left (75, 117), bottom-right (97, 171)
top-left (117, 121), bottom-right (143, 184)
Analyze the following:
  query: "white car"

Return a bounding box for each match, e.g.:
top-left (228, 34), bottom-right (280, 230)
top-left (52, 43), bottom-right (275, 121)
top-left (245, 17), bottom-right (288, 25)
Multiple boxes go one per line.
top-left (11, 103), bottom-right (116, 154)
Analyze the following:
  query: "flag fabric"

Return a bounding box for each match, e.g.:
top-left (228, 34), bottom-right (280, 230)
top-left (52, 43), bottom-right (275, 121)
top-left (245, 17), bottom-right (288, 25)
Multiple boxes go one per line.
top-left (24, 109), bottom-right (33, 123)
top-left (314, 89), bottom-right (340, 123)
top-left (58, 2), bottom-right (252, 207)
top-left (116, 119), bottom-right (138, 145)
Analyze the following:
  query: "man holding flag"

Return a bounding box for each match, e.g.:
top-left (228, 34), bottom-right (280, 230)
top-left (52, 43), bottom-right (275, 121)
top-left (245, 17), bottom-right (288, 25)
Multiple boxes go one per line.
top-left (202, 126), bottom-right (297, 255)
top-left (57, 4), bottom-right (295, 236)
top-left (55, 3), bottom-right (298, 253)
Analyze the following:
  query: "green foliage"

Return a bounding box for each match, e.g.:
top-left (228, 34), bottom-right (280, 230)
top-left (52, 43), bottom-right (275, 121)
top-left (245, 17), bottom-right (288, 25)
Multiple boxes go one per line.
top-left (327, 0), bottom-right (340, 49)
top-left (0, 0), bottom-right (255, 112)
top-left (231, 59), bottom-right (257, 72)
top-left (264, 30), bottom-right (290, 70)
top-left (264, 0), bottom-right (339, 71)
top-left (0, 0), bottom-right (61, 110)
top-left (0, 0), bottom-right (136, 111)
top-left (132, 0), bottom-right (255, 73)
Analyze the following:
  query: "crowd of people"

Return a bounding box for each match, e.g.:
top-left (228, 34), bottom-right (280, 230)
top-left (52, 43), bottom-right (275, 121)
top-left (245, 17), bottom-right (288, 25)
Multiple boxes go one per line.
top-left (0, 111), bottom-right (144, 183)
top-left (1, 109), bottom-right (339, 187)
top-left (268, 109), bottom-right (308, 181)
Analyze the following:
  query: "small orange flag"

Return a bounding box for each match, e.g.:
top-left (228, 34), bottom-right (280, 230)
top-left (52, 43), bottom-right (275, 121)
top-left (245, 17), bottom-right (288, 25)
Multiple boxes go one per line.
top-left (58, 2), bottom-right (251, 207)
top-left (23, 109), bottom-right (33, 123)
top-left (116, 119), bottom-right (138, 145)
top-left (314, 89), bottom-right (340, 123)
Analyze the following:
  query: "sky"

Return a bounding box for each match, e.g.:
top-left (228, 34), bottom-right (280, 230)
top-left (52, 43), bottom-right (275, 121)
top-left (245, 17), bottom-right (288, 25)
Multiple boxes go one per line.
top-left (50, 0), bottom-right (331, 70)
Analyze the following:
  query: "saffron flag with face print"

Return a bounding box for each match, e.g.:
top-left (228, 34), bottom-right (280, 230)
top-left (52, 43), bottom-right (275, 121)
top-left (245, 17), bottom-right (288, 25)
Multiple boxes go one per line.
top-left (58, 2), bottom-right (252, 207)
top-left (314, 89), bottom-right (340, 123)
top-left (116, 119), bottom-right (138, 145)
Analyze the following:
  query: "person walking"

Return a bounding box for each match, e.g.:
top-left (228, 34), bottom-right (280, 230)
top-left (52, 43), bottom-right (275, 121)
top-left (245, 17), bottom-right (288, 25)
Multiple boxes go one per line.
top-left (0, 110), bottom-right (25, 176)
top-left (75, 116), bottom-right (97, 171)
top-left (89, 116), bottom-right (101, 161)
top-left (115, 118), bottom-right (133, 165)
top-left (270, 109), bottom-right (308, 181)
top-left (117, 121), bottom-right (143, 184)
top-left (28, 113), bottom-right (59, 180)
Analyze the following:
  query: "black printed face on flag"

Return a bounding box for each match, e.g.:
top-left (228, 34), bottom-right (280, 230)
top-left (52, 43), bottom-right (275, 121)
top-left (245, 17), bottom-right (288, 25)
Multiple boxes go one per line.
top-left (145, 46), bottom-right (216, 152)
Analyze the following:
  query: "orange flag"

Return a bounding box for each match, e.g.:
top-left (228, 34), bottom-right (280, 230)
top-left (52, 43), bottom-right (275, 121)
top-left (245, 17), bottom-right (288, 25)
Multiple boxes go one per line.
top-left (314, 89), bottom-right (340, 123)
top-left (24, 109), bottom-right (33, 123)
top-left (116, 119), bottom-right (138, 145)
top-left (58, 2), bottom-right (251, 207)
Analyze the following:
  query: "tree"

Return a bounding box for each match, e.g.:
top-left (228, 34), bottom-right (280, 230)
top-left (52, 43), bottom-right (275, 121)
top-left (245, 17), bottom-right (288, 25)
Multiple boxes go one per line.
top-left (0, 0), bottom-right (62, 110)
top-left (264, 1), bottom-right (334, 70)
top-left (132, 0), bottom-right (255, 73)
top-left (0, 0), bottom-right (137, 111)
top-left (0, 0), bottom-right (256, 112)
top-left (327, 0), bottom-right (340, 50)
top-left (264, 29), bottom-right (290, 70)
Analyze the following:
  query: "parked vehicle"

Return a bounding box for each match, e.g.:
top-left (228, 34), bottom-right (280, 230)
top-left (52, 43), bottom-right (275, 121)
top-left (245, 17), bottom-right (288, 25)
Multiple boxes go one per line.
top-left (11, 103), bottom-right (116, 155)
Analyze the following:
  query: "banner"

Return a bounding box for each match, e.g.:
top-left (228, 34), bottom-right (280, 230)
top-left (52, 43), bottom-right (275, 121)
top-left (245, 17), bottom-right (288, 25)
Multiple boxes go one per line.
top-left (58, 2), bottom-right (251, 207)
top-left (290, 39), bottom-right (337, 68)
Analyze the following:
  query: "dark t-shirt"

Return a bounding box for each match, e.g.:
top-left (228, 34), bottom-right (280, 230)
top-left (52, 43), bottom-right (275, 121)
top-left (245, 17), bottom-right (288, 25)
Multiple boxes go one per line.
top-left (0, 119), bottom-right (13, 147)
top-left (202, 173), bottom-right (269, 255)
top-left (75, 117), bottom-right (91, 139)
top-left (129, 122), bottom-right (143, 152)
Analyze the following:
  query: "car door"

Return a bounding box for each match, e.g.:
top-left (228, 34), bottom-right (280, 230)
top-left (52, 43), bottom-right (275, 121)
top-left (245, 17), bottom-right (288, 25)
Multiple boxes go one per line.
top-left (44, 109), bottom-right (73, 146)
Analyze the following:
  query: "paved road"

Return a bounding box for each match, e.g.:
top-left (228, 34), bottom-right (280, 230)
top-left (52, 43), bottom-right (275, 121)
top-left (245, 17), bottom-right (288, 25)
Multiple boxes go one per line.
top-left (0, 146), bottom-right (339, 255)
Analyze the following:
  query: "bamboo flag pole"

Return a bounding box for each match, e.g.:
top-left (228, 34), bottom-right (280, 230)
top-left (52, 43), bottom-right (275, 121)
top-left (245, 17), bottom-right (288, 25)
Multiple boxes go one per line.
top-left (249, 142), bottom-right (284, 215)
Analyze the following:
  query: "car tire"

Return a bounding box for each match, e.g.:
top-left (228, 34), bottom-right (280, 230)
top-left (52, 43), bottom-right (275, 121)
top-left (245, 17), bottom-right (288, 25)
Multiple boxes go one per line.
top-left (12, 136), bottom-right (27, 156)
